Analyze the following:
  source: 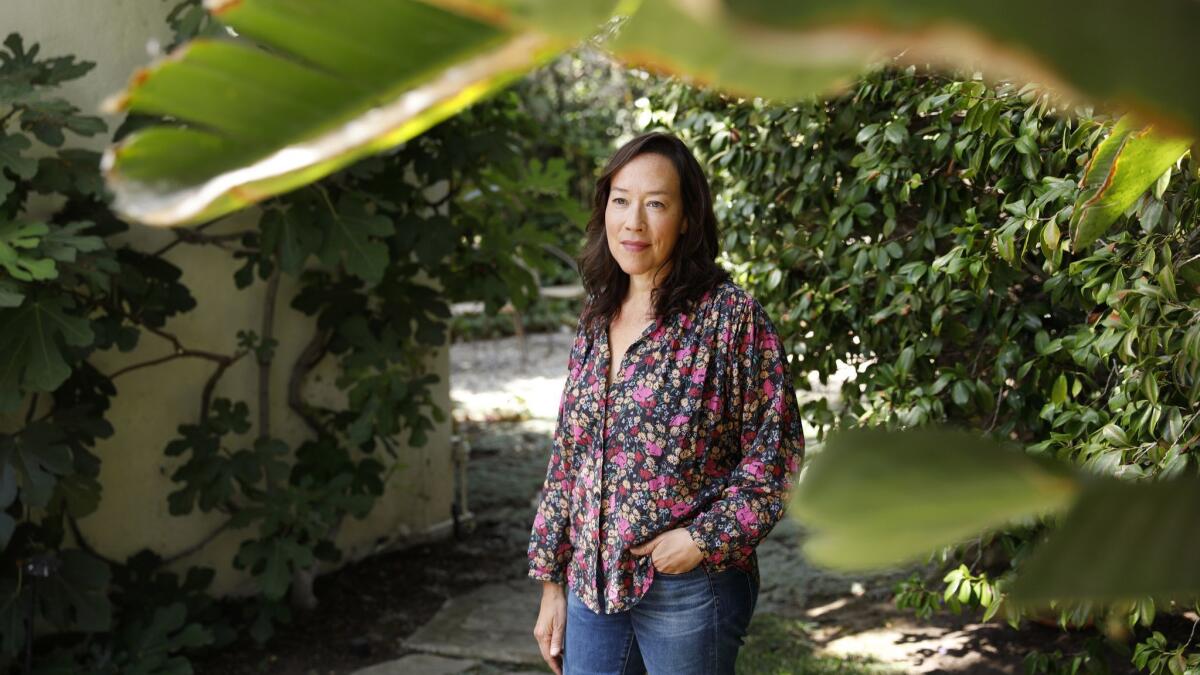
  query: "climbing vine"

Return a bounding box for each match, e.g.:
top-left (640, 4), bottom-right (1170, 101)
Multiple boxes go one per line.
top-left (0, 2), bottom-right (594, 669)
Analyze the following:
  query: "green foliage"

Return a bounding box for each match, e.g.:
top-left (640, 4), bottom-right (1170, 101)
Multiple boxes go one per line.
top-left (1, 0), bottom-right (621, 666)
top-left (163, 400), bottom-right (288, 517)
top-left (942, 564), bottom-right (1005, 620)
top-left (1132, 632), bottom-right (1200, 675)
top-left (1024, 639), bottom-right (1112, 675)
top-left (0, 27), bottom-right (134, 670)
top-left (638, 60), bottom-right (1200, 643)
top-left (648, 65), bottom-right (1199, 481)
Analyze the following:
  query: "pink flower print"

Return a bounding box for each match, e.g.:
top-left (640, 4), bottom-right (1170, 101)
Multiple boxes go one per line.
top-left (705, 396), bottom-right (721, 412)
top-left (670, 414), bottom-right (690, 427)
top-left (646, 441), bottom-right (663, 457)
top-left (744, 459), bottom-right (765, 479)
top-left (671, 501), bottom-right (692, 517)
top-left (613, 452), bottom-right (627, 467)
top-left (617, 517), bottom-right (631, 541)
top-left (624, 363), bottom-right (637, 379)
top-left (647, 475), bottom-right (668, 491)
top-left (534, 512), bottom-right (546, 531)
top-left (572, 424), bottom-right (583, 442)
top-left (675, 347), bottom-right (692, 360)
top-left (763, 378), bottom-right (775, 399)
top-left (691, 369), bottom-right (707, 383)
top-left (736, 505), bottom-right (758, 528)
top-left (633, 385), bottom-right (654, 403)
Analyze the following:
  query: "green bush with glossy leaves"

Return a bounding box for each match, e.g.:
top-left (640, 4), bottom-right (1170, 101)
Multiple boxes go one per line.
top-left (639, 62), bottom-right (1200, 665)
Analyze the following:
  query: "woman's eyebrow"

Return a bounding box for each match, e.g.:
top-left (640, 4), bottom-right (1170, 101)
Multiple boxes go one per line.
top-left (612, 186), bottom-right (670, 196)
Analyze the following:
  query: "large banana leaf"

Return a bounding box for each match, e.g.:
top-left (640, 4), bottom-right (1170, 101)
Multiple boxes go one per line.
top-left (101, 0), bottom-right (571, 226)
top-left (104, 0), bottom-right (1200, 227)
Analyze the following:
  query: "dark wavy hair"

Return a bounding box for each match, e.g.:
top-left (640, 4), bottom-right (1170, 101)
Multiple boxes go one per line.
top-left (577, 131), bottom-right (729, 334)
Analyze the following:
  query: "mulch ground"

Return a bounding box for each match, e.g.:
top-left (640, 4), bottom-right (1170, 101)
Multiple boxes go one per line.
top-left (190, 520), bottom-right (517, 675)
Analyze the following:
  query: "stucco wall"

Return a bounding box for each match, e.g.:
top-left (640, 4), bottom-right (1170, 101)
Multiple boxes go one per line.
top-left (6, 0), bottom-right (459, 595)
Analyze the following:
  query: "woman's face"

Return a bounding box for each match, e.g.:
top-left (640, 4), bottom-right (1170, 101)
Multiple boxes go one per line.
top-left (605, 152), bottom-right (687, 286)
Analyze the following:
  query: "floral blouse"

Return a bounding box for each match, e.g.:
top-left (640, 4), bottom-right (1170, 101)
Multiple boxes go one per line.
top-left (527, 278), bottom-right (806, 614)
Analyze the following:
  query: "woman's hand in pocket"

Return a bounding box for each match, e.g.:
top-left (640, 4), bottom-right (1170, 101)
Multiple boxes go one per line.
top-left (631, 527), bottom-right (704, 574)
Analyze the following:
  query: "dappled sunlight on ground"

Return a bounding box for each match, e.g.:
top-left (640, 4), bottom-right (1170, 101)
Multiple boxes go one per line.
top-left (450, 330), bottom-right (575, 424)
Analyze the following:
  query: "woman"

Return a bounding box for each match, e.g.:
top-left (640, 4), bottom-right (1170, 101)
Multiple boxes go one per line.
top-left (528, 131), bottom-right (806, 675)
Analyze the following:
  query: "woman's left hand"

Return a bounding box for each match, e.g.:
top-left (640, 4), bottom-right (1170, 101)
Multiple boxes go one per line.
top-left (631, 527), bottom-right (704, 573)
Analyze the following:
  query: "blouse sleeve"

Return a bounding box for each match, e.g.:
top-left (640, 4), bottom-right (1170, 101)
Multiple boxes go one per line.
top-left (526, 308), bottom-right (589, 583)
top-left (685, 300), bottom-right (805, 565)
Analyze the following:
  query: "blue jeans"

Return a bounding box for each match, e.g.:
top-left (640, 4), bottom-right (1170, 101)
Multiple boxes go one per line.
top-left (563, 565), bottom-right (759, 674)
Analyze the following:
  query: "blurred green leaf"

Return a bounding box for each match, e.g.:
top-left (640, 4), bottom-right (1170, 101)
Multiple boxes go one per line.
top-left (1011, 478), bottom-right (1200, 603)
top-left (724, 0), bottom-right (1200, 137)
top-left (792, 428), bottom-right (1079, 570)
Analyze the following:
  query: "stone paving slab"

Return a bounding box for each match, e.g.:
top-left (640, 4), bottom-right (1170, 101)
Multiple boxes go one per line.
top-left (402, 578), bottom-right (544, 666)
top-left (350, 653), bottom-right (480, 675)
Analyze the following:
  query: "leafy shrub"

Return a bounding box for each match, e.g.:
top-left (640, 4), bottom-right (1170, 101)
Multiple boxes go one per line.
top-left (640, 61), bottom-right (1199, 660)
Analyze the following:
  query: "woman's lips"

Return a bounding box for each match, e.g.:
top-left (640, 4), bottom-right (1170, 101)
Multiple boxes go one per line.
top-left (621, 241), bottom-right (650, 252)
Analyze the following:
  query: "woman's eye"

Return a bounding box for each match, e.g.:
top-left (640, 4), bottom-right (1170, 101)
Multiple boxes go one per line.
top-left (612, 197), bottom-right (626, 205)
top-left (649, 201), bottom-right (664, 208)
